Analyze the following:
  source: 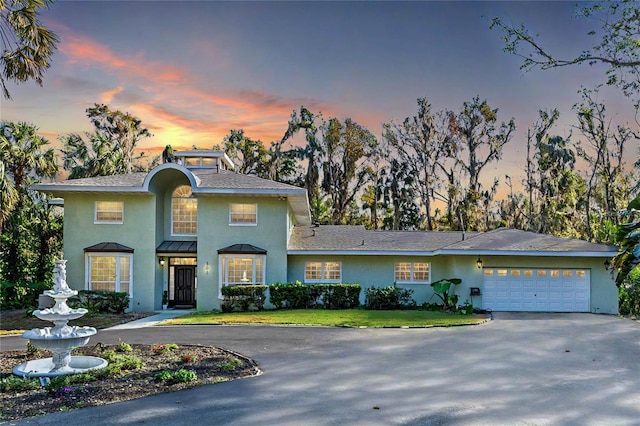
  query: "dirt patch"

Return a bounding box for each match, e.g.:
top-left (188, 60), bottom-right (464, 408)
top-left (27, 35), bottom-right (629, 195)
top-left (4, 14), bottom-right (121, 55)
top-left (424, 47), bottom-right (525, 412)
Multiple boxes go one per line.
top-left (0, 343), bottom-right (260, 421)
top-left (0, 310), bottom-right (155, 335)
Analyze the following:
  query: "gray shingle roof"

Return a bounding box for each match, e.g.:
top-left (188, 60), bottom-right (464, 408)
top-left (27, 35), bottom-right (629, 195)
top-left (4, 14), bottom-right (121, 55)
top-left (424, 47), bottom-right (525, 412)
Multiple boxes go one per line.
top-left (84, 242), bottom-right (134, 252)
top-left (444, 228), bottom-right (617, 253)
top-left (288, 226), bottom-right (467, 252)
top-left (156, 241), bottom-right (197, 253)
top-left (288, 226), bottom-right (616, 254)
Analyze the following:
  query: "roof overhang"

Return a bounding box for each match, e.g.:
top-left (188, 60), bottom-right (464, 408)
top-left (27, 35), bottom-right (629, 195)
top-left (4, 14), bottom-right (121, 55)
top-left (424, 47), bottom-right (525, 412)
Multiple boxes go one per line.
top-left (218, 244), bottom-right (267, 254)
top-left (84, 242), bottom-right (134, 253)
top-left (157, 241), bottom-right (197, 254)
top-left (287, 249), bottom-right (616, 257)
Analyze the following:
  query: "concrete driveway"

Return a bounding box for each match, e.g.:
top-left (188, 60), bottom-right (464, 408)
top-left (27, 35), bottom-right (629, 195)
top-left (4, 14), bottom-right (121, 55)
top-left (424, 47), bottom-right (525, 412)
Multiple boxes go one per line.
top-left (2, 313), bottom-right (639, 425)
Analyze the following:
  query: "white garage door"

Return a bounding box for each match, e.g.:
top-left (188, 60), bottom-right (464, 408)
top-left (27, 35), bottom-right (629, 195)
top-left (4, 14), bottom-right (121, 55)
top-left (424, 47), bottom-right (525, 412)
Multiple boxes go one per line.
top-left (482, 268), bottom-right (590, 312)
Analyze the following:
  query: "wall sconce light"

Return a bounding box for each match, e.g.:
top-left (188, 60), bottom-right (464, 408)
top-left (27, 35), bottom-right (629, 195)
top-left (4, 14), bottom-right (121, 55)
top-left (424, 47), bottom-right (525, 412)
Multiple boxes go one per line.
top-left (476, 257), bottom-right (483, 269)
top-left (159, 257), bottom-right (166, 266)
top-left (204, 261), bottom-right (210, 275)
top-left (604, 259), bottom-right (611, 270)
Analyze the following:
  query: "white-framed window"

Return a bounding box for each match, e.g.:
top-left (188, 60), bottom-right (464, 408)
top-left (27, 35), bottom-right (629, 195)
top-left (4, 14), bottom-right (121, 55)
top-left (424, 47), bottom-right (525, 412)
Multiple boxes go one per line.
top-left (95, 201), bottom-right (123, 224)
top-left (304, 261), bottom-right (341, 283)
top-left (229, 203), bottom-right (257, 225)
top-left (394, 262), bottom-right (430, 283)
top-left (172, 185), bottom-right (197, 235)
top-left (85, 253), bottom-right (133, 297)
top-left (219, 254), bottom-right (266, 298)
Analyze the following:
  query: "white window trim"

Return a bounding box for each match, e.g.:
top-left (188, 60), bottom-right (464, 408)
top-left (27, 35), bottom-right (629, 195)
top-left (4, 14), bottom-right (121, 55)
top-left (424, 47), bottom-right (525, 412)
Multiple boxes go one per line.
top-left (94, 201), bottom-right (124, 224)
top-left (304, 261), bottom-right (342, 284)
top-left (218, 254), bottom-right (266, 299)
top-left (84, 252), bottom-right (134, 298)
top-left (394, 262), bottom-right (431, 284)
top-left (171, 186), bottom-right (197, 236)
top-left (229, 203), bottom-right (258, 226)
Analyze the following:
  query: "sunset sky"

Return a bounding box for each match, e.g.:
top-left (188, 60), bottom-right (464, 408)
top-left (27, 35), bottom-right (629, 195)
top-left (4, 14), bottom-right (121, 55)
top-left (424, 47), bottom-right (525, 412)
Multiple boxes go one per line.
top-left (2, 1), bottom-right (637, 188)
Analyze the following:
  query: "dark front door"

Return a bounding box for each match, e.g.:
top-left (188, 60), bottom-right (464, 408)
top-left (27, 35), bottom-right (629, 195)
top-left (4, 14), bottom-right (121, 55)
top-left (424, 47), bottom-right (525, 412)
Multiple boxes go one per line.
top-left (175, 266), bottom-right (195, 308)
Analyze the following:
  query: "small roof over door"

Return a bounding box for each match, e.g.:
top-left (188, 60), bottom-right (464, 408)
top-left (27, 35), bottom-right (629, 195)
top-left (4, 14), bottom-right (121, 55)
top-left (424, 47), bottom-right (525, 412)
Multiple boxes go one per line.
top-left (156, 241), bottom-right (197, 254)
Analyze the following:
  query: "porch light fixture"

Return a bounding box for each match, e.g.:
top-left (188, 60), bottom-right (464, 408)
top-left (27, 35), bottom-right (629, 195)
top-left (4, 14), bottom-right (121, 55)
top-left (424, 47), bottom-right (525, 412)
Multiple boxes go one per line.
top-left (204, 262), bottom-right (210, 274)
top-left (476, 257), bottom-right (483, 269)
top-left (604, 259), bottom-right (611, 269)
top-left (159, 257), bottom-right (166, 266)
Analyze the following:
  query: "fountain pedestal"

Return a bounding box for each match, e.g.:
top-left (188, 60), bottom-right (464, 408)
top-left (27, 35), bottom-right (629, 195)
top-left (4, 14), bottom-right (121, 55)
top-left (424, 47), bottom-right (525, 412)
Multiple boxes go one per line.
top-left (13, 259), bottom-right (108, 377)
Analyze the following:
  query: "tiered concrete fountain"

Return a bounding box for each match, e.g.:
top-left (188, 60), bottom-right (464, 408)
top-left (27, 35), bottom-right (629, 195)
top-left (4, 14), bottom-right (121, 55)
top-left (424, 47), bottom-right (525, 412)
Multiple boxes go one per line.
top-left (13, 259), bottom-right (108, 377)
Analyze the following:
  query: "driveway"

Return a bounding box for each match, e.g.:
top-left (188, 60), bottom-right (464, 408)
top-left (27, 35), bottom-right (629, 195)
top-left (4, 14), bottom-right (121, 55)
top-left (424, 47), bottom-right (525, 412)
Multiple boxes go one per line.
top-left (2, 313), bottom-right (639, 425)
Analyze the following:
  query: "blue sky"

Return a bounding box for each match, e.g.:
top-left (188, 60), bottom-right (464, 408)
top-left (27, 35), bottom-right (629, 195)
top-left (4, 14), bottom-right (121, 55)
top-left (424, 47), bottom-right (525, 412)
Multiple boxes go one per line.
top-left (2, 1), bottom-right (637, 187)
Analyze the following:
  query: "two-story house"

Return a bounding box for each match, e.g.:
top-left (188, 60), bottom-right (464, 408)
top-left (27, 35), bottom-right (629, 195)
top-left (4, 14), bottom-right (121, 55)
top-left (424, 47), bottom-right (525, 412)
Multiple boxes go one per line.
top-left (35, 150), bottom-right (619, 314)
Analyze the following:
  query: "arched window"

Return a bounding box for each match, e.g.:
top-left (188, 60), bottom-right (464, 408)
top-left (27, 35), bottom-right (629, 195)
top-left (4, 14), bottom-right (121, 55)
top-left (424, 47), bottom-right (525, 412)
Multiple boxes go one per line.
top-left (172, 185), bottom-right (197, 235)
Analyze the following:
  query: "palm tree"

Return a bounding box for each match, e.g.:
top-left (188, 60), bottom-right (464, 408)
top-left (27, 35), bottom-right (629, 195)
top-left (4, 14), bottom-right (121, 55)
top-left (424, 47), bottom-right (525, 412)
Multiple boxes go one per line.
top-left (0, 121), bottom-right (56, 224)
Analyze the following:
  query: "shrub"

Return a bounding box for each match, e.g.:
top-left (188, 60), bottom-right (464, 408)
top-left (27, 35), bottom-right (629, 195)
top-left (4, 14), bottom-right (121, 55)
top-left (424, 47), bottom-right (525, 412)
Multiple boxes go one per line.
top-left (364, 285), bottom-right (414, 310)
top-left (268, 282), bottom-right (361, 310)
top-left (217, 357), bottom-right (243, 371)
top-left (152, 343), bottom-right (179, 355)
top-left (269, 281), bottom-right (310, 309)
top-left (221, 285), bottom-right (267, 312)
top-left (68, 290), bottom-right (129, 314)
top-left (172, 369), bottom-right (197, 383)
top-left (619, 269), bottom-right (640, 316)
top-left (154, 370), bottom-right (173, 381)
top-left (0, 376), bottom-right (40, 392)
top-left (0, 281), bottom-right (51, 310)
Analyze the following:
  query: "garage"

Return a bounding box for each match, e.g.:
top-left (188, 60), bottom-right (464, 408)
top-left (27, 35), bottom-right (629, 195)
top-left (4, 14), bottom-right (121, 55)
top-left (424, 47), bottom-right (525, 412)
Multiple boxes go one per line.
top-left (482, 268), bottom-right (590, 312)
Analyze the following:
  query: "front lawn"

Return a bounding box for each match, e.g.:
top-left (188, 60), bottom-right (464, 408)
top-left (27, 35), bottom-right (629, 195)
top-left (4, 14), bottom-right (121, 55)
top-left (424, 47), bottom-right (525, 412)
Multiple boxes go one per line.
top-left (162, 309), bottom-right (488, 328)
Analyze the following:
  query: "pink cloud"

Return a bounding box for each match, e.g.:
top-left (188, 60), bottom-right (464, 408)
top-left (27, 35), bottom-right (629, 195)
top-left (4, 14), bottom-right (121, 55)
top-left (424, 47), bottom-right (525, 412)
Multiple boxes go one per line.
top-left (100, 87), bottom-right (124, 104)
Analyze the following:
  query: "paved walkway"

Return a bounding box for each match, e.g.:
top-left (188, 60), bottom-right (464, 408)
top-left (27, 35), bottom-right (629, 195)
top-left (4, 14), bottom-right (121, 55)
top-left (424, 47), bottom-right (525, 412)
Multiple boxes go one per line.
top-left (105, 309), bottom-right (194, 330)
top-left (2, 313), bottom-right (639, 425)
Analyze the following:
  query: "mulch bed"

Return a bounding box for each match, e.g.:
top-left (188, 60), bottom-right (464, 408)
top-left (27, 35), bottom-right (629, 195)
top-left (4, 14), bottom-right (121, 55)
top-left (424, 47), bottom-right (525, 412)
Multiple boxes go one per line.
top-left (0, 343), bottom-right (260, 421)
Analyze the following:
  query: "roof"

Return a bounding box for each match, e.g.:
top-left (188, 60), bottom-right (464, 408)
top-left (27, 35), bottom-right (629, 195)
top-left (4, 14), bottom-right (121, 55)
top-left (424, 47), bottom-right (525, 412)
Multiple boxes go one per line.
top-left (33, 163), bottom-right (311, 225)
top-left (443, 228), bottom-right (617, 255)
top-left (156, 241), bottom-right (197, 253)
top-left (287, 226), bottom-right (617, 257)
top-left (218, 244), bottom-right (267, 254)
top-left (84, 242), bottom-right (134, 253)
top-left (288, 226), bottom-right (468, 255)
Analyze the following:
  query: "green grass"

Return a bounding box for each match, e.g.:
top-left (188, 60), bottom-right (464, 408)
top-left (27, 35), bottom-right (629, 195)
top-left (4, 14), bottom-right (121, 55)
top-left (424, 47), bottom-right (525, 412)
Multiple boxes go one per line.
top-left (162, 309), bottom-right (488, 328)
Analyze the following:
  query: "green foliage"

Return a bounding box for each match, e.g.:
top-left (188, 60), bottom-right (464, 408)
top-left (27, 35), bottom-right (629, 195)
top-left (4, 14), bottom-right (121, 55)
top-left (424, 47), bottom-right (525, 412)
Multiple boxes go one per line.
top-left (0, 281), bottom-right (51, 310)
top-left (152, 343), bottom-right (179, 355)
top-left (217, 357), bottom-right (243, 371)
top-left (0, 376), bottom-right (40, 392)
top-left (67, 290), bottom-right (129, 314)
top-left (619, 268), bottom-right (640, 316)
top-left (172, 369), bottom-right (198, 383)
top-left (101, 349), bottom-right (143, 370)
top-left (0, 0), bottom-right (59, 99)
top-left (268, 281), bottom-right (311, 309)
top-left (116, 339), bottom-right (132, 353)
top-left (364, 285), bottom-right (415, 310)
top-left (154, 370), bottom-right (173, 381)
top-left (155, 368), bottom-right (198, 383)
top-left (268, 282), bottom-right (361, 310)
top-left (430, 278), bottom-right (462, 311)
top-left (613, 196), bottom-right (640, 286)
top-left (221, 285), bottom-right (267, 312)
top-left (45, 373), bottom-right (94, 394)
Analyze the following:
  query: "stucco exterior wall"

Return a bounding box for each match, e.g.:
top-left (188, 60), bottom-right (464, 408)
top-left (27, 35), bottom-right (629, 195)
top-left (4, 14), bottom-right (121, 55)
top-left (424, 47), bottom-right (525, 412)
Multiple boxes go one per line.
top-left (287, 255), bottom-right (452, 304)
top-left (287, 253), bottom-right (618, 313)
top-left (196, 195), bottom-right (290, 310)
top-left (62, 193), bottom-right (156, 311)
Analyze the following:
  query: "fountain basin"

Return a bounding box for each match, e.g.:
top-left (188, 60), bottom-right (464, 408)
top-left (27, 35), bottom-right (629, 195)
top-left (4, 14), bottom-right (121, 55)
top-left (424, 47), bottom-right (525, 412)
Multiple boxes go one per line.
top-left (13, 356), bottom-right (108, 377)
top-left (34, 309), bottom-right (88, 323)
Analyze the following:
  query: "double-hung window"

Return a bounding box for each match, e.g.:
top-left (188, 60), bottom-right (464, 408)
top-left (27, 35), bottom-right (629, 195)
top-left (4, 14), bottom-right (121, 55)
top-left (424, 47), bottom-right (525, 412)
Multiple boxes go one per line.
top-left (304, 261), bottom-right (341, 283)
top-left (229, 203), bottom-right (257, 225)
top-left (394, 262), bottom-right (430, 284)
top-left (219, 254), bottom-right (266, 298)
top-left (86, 253), bottom-right (133, 296)
top-left (95, 201), bottom-right (123, 224)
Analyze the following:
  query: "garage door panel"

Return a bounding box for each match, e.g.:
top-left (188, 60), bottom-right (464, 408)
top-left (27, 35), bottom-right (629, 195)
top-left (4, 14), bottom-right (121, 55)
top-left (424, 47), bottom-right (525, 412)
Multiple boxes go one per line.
top-left (483, 268), bottom-right (590, 312)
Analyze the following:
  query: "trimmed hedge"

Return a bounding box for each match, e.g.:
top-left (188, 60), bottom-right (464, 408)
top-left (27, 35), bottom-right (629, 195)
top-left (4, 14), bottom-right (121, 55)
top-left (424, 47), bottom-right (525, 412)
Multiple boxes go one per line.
top-left (268, 282), bottom-right (360, 310)
top-left (364, 285), bottom-right (415, 310)
top-left (68, 290), bottom-right (130, 314)
top-left (221, 285), bottom-right (267, 312)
